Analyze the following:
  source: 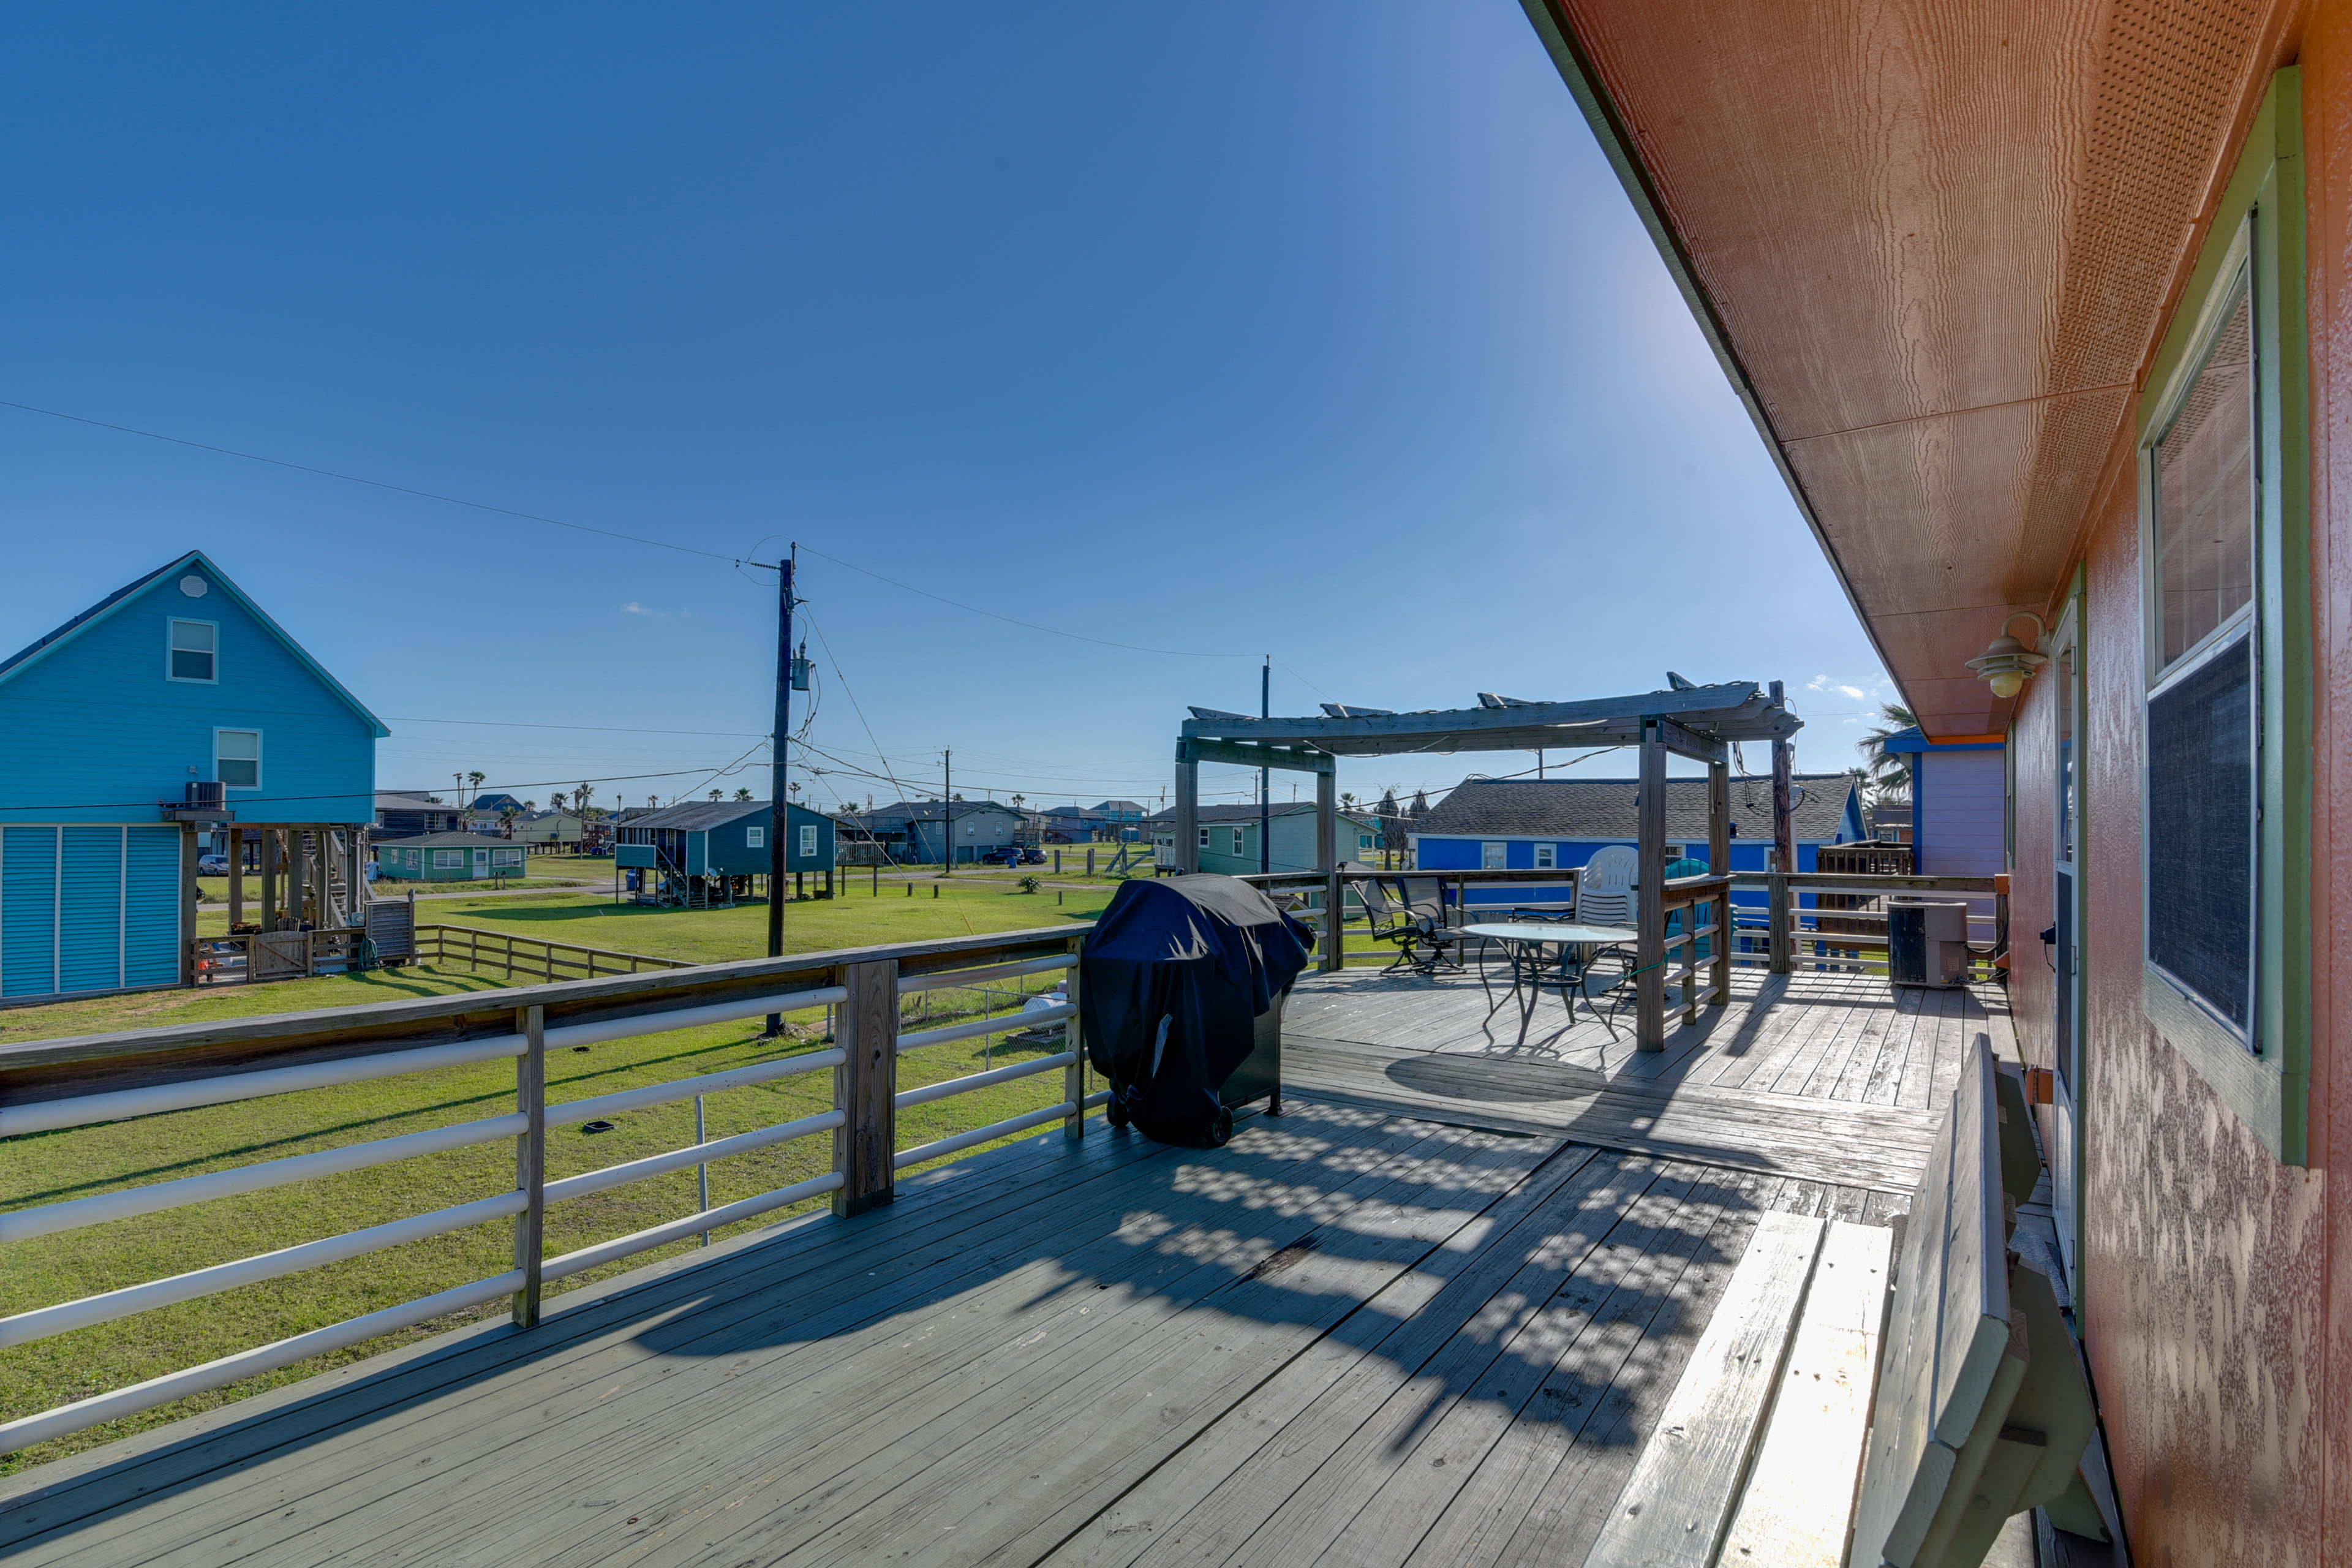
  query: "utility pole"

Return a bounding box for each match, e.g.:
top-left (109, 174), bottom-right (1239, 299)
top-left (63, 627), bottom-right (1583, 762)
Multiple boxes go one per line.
top-left (942, 748), bottom-right (952, 874)
top-left (764, 548), bottom-right (795, 1037)
top-left (1259, 656), bottom-right (1270, 874)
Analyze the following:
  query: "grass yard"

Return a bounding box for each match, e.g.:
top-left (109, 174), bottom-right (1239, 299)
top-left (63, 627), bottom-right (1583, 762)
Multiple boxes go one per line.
top-left (0, 963), bottom-right (1084, 1474)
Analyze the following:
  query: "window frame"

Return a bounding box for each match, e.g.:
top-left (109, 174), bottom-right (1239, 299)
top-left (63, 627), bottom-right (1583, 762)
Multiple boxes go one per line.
top-left (746, 826), bottom-right (764, 849)
top-left (1480, 842), bottom-right (1506, 870)
top-left (1534, 844), bottom-right (1557, 870)
top-left (2133, 68), bottom-right (2310, 1164)
top-left (799, 824), bottom-right (817, 858)
top-left (167, 618), bottom-right (219, 684)
top-left (213, 728), bottom-right (262, 791)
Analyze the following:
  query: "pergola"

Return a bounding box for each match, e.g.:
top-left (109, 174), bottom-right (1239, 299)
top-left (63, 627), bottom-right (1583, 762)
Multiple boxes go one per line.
top-left (1173, 679), bottom-right (1806, 1049)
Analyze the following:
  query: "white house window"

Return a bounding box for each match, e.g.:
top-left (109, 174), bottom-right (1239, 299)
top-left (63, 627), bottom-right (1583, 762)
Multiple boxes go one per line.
top-left (434, 850), bottom-right (465, 868)
top-left (800, 824), bottom-right (817, 858)
top-left (1482, 842), bottom-right (1506, 870)
top-left (1198, 828), bottom-right (1210, 849)
top-left (1535, 845), bottom-right (1557, 870)
top-left (746, 827), bottom-right (764, 848)
top-left (492, 848), bottom-right (523, 867)
top-left (215, 729), bottom-right (261, 789)
top-left (169, 620), bottom-right (217, 682)
top-left (1230, 827), bottom-right (1245, 856)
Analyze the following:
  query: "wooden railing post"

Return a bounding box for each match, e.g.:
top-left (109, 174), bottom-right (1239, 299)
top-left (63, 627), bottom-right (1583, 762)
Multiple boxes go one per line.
top-left (1635, 719), bottom-right (1667, 1050)
top-left (511, 1003), bottom-right (546, 1327)
top-left (1063, 936), bottom-right (1086, 1141)
top-left (834, 959), bottom-right (897, 1216)
top-left (1768, 869), bottom-right (1792, 974)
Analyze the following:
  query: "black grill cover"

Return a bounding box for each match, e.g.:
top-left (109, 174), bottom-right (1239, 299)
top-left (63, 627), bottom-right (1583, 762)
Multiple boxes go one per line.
top-left (1080, 874), bottom-right (1313, 1144)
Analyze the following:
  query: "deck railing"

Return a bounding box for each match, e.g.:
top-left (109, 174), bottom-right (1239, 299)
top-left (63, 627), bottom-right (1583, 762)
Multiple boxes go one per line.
top-left (189, 924), bottom-right (690, 987)
top-left (1725, 870), bottom-right (2004, 979)
top-left (0, 925), bottom-right (1090, 1454)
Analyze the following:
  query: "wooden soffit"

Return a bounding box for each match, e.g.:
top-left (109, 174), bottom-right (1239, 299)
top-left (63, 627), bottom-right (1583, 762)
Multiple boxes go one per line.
top-left (1521, 0), bottom-right (2293, 737)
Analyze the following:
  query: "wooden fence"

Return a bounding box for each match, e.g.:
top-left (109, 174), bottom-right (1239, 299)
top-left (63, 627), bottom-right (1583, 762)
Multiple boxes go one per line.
top-left (190, 924), bottom-right (687, 987)
top-left (0, 924), bottom-right (1088, 1455)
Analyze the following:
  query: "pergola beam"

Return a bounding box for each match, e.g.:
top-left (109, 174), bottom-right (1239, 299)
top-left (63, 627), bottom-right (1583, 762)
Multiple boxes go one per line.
top-left (1177, 737), bottom-right (1335, 774)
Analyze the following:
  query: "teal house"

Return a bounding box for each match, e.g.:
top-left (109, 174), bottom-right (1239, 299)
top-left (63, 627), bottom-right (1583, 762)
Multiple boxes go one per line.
top-left (0, 551), bottom-right (385, 998)
top-left (372, 832), bottom-right (528, 883)
top-left (617, 799), bottom-right (835, 876)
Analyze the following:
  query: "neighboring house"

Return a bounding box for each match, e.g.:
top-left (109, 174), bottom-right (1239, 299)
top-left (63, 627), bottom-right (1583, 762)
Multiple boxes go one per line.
top-left (1147, 802), bottom-right (1384, 876)
top-left (512, 809), bottom-right (586, 851)
top-left (372, 832), bottom-right (527, 883)
top-left (374, 791), bottom-right (468, 839)
top-left (1409, 774), bottom-right (1863, 914)
top-left (1880, 729), bottom-right (2002, 878)
top-left (0, 551), bottom-right (385, 997)
top-left (1091, 800), bottom-right (1147, 841)
top-left (1027, 806), bottom-right (1108, 843)
top-left (846, 800), bottom-right (1023, 865)
top-left (615, 799), bottom-right (836, 880)
top-left (467, 793), bottom-right (528, 818)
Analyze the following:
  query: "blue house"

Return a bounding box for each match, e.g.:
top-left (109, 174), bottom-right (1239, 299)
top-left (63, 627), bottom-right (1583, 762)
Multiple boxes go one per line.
top-left (1409, 774), bottom-right (1864, 916)
top-left (615, 799), bottom-right (837, 905)
top-left (0, 552), bottom-right (385, 998)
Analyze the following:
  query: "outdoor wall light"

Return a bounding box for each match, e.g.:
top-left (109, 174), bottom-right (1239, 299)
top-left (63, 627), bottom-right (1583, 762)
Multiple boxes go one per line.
top-left (1964, 612), bottom-right (2049, 699)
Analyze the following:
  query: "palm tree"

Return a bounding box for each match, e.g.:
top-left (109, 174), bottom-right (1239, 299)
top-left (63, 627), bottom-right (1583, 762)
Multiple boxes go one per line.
top-left (549, 791), bottom-right (567, 812)
top-left (734, 788), bottom-right (753, 802)
top-left (467, 770), bottom-right (486, 804)
top-left (709, 789), bottom-right (724, 802)
top-left (1857, 703), bottom-right (1919, 801)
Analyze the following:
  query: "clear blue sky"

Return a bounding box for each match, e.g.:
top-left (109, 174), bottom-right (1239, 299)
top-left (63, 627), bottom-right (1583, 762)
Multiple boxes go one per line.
top-left (0, 3), bottom-right (1893, 819)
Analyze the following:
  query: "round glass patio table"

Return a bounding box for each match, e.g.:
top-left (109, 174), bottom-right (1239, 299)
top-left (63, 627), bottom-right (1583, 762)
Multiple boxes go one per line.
top-left (1460, 922), bottom-right (1638, 1047)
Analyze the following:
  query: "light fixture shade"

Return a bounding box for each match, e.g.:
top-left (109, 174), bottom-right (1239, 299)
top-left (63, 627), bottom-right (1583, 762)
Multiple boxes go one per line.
top-left (1965, 612), bottom-right (2050, 698)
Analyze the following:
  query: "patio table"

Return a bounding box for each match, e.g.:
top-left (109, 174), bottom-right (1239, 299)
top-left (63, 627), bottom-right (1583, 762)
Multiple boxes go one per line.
top-left (1461, 921), bottom-right (1638, 1049)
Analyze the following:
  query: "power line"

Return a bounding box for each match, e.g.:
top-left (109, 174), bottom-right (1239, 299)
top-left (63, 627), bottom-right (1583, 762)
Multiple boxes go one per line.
top-left (794, 544), bottom-right (1249, 660)
top-left (0, 397), bottom-right (754, 565)
top-left (382, 716), bottom-right (769, 737)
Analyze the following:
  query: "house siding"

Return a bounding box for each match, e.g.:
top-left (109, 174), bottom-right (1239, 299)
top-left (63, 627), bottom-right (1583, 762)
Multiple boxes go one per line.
top-left (0, 570), bottom-right (377, 829)
top-left (1916, 748), bottom-right (2005, 878)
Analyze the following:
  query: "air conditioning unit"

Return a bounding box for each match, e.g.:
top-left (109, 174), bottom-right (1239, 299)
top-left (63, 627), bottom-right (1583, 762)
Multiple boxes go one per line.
top-left (1888, 898), bottom-right (1970, 988)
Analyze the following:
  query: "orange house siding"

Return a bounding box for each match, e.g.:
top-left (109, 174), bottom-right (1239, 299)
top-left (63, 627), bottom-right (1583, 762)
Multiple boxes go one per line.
top-left (2002, 17), bottom-right (2351, 1562)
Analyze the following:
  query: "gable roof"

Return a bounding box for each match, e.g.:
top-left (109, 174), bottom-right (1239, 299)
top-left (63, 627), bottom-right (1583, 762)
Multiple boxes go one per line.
top-left (1411, 774), bottom-right (1858, 844)
top-left (375, 831), bottom-right (522, 849)
top-left (860, 800), bottom-right (1023, 823)
top-left (1145, 802), bottom-right (1383, 827)
top-left (0, 551), bottom-right (389, 737)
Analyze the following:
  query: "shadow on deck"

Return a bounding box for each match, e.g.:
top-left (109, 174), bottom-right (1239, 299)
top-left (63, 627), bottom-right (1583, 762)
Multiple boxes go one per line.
top-left (0, 970), bottom-right (2008, 1567)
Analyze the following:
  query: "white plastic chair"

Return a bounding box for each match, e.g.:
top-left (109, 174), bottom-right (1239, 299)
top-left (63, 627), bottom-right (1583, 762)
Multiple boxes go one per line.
top-left (1574, 845), bottom-right (1640, 928)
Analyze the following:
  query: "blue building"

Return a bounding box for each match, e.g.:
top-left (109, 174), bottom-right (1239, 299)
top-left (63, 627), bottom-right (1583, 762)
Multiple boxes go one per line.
top-left (615, 798), bottom-right (837, 905)
top-left (0, 552), bottom-right (385, 998)
top-left (1409, 773), bottom-right (1864, 915)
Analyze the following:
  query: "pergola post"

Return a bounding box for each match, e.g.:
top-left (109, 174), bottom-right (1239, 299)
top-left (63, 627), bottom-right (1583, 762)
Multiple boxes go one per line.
top-left (1316, 766), bottom-right (1340, 973)
top-left (1636, 718), bottom-right (1667, 1050)
top-left (1771, 736), bottom-right (1795, 973)
top-left (1174, 748), bottom-right (1199, 873)
top-left (1708, 755), bottom-right (1730, 1009)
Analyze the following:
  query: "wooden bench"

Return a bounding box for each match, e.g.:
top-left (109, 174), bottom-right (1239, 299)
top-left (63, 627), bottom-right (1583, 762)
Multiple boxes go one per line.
top-left (1584, 1041), bottom-right (2101, 1568)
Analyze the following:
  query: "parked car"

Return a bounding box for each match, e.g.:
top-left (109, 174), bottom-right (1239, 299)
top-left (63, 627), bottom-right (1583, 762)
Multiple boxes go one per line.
top-left (197, 854), bottom-right (230, 875)
top-left (1022, 849), bottom-right (1046, 864)
top-left (979, 846), bottom-right (1019, 865)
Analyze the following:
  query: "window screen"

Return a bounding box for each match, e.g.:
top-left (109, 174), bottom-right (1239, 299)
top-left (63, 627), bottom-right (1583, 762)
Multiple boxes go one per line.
top-left (2154, 285), bottom-right (2255, 669)
top-left (1481, 842), bottom-right (1506, 870)
top-left (2147, 630), bottom-right (2255, 1042)
top-left (746, 826), bottom-right (763, 848)
top-left (800, 825), bottom-right (817, 857)
top-left (170, 620), bottom-right (216, 680)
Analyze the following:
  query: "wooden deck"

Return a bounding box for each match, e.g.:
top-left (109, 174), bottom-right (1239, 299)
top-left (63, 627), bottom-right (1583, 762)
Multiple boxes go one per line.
top-left (0, 970), bottom-right (2013, 1567)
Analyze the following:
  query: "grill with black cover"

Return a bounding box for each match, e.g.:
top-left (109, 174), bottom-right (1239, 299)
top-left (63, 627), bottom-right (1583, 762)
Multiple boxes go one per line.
top-left (1079, 873), bottom-right (1313, 1145)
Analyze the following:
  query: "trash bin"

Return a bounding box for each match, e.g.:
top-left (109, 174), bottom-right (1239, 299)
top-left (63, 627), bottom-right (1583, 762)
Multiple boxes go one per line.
top-left (1889, 899), bottom-right (1971, 987)
top-left (1080, 873), bottom-right (1313, 1146)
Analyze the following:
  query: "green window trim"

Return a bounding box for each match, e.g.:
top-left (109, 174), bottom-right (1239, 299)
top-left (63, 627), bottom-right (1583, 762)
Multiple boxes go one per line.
top-left (2136, 68), bottom-right (2310, 1165)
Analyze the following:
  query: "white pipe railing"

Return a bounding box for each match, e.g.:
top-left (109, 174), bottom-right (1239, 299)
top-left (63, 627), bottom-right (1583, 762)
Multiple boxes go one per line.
top-left (0, 927), bottom-right (1096, 1457)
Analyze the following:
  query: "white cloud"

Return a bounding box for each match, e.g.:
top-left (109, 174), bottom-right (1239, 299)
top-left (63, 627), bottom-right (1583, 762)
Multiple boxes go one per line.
top-left (621, 602), bottom-right (692, 619)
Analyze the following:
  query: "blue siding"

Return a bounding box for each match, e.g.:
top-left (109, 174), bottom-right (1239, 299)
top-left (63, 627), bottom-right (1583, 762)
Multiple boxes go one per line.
top-left (126, 827), bottom-right (181, 987)
top-left (0, 563), bottom-right (376, 827)
top-left (2, 827), bottom-right (58, 997)
top-left (59, 826), bottom-right (123, 993)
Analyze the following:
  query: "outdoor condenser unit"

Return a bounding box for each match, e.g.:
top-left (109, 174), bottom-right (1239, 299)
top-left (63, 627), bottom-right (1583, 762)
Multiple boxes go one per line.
top-left (1888, 898), bottom-right (1970, 989)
